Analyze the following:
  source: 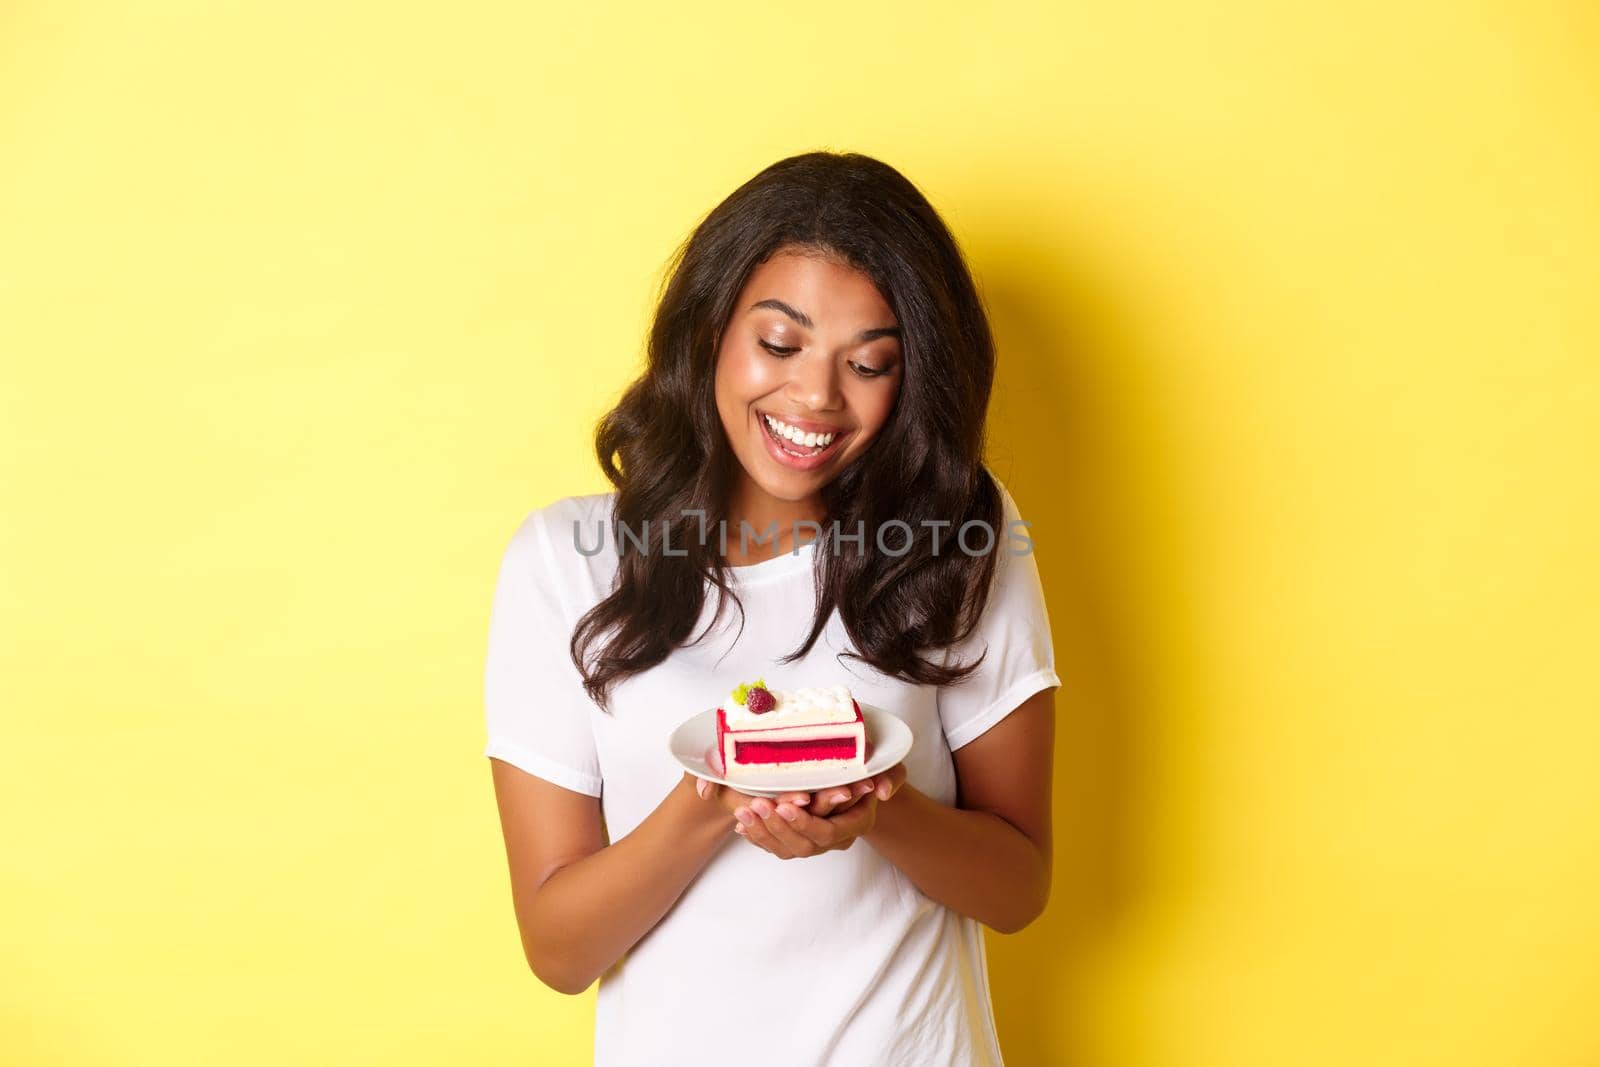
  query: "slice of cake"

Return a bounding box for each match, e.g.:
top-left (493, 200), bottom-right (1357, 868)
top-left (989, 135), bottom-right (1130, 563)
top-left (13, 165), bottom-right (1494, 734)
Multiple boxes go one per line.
top-left (716, 679), bottom-right (867, 781)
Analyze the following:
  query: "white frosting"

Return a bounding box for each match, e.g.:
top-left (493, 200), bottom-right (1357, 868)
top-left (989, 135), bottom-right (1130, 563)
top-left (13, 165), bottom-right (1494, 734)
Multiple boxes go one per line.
top-left (723, 683), bottom-right (856, 728)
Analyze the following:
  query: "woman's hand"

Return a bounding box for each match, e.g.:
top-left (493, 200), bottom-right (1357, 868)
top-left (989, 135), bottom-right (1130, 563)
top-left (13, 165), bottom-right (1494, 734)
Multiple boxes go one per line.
top-left (708, 764), bottom-right (909, 860)
top-left (688, 772), bottom-right (779, 823)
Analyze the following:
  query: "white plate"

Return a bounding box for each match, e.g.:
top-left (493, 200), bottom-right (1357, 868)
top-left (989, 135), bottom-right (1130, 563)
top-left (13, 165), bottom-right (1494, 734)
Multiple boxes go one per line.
top-left (669, 704), bottom-right (913, 798)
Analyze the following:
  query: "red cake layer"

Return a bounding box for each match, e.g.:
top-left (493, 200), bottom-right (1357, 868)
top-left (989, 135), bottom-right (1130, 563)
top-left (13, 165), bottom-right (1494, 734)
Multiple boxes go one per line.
top-left (732, 737), bottom-right (860, 764)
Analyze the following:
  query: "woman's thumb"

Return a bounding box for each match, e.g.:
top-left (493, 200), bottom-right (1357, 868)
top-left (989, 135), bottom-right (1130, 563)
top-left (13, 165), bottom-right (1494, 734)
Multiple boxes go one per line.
top-left (695, 778), bottom-right (715, 800)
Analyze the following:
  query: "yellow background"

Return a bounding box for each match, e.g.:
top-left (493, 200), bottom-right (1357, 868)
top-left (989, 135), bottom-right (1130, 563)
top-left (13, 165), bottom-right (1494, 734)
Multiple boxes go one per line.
top-left (3, 2), bottom-right (1596, 1064)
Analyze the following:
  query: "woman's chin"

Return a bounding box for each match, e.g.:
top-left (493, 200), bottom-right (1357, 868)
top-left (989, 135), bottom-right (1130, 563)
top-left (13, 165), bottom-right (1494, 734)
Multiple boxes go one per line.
top-left (752, 470), bottom-right (821, 501)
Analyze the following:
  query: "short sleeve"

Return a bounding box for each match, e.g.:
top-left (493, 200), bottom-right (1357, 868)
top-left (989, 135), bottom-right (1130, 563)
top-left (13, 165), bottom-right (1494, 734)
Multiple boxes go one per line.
top-left (482, 504), bottom-right (604, 796)
top-left (937, 479), bottom-right (1062, 751)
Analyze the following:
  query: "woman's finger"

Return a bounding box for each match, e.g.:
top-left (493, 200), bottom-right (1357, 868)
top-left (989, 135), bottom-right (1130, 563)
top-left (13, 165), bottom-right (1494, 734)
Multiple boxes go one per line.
top-left (751, 797), bottom-right (817, 857)
top-left (828, 793), bottom-right (879, 835)
top-left (814, 779), bottom-right (868, 814)
top-left (873, 763), bottom-right (909, 801)
top-left (779, 803), bottom-right (847, 851)
top-left (807, 785), bottom-right (856, 818)
top-left (735, 803), bottom-right (791, 858)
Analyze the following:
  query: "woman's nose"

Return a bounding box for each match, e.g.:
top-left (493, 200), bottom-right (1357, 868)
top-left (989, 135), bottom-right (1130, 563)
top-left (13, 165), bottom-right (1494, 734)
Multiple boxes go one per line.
top-left (785, 352), bottom-right (843, 412)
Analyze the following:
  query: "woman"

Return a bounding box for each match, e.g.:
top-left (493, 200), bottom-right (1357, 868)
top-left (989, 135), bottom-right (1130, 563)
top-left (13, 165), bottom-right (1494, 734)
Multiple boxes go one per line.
top-left (484, 150), bottom-right (1060, 1066)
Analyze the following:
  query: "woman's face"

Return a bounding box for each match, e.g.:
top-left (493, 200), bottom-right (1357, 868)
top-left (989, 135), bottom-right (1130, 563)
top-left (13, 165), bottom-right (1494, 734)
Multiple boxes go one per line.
top-left (714, 248), bottom-right (904, 507)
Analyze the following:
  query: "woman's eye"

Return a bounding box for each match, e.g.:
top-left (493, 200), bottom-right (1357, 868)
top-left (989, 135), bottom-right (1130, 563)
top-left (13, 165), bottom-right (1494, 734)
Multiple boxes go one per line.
top-left (758, 338), bottom-right (889, 378)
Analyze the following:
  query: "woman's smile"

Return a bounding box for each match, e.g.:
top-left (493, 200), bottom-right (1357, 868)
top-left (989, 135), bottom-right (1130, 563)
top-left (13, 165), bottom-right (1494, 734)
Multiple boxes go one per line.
top-left (756, 409), bottom-right (850, 470)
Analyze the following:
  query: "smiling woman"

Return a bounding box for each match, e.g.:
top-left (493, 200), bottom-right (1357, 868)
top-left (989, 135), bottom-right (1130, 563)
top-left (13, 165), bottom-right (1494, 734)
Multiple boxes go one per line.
top-left (484, 151), bottom-right (1060, 1067)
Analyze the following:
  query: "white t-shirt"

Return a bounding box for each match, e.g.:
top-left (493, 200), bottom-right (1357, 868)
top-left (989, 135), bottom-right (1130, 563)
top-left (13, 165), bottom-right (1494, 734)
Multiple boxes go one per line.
top-left (483, 475), bottom-right (1061, 1067)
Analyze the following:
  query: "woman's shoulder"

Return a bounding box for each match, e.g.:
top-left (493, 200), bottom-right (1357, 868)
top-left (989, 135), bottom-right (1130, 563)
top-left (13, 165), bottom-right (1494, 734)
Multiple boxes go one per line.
top-left (981, 463), bottom-right (1022, 519)
top-left (505, 490), bottom-right (620, 585)
top-left (520, 489), bottom-right (617, 536)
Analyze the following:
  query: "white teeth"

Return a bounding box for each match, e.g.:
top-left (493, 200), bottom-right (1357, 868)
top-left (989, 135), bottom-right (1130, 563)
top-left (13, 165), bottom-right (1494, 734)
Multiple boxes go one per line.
top-left (763, 414), bottom-right (836, 449)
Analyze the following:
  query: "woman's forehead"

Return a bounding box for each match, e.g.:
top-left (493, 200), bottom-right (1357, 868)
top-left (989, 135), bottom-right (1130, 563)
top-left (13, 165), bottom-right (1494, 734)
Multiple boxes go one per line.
top-left (738, 252), bottom-right (895, 325)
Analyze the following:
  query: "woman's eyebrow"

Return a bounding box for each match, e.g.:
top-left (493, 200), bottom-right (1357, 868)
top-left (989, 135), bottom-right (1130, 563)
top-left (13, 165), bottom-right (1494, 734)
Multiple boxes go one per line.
top-left (749, 298), bottom-right (901, 341)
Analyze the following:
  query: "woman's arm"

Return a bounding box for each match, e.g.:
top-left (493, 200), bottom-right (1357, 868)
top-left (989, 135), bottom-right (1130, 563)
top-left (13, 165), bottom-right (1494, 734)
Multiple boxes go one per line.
top-left (734, 688), bottom-right (1055, 934)
top-left (863, 688), bottom-right (1053, 932)
top-left (489, 763), bottom-right (736, 994)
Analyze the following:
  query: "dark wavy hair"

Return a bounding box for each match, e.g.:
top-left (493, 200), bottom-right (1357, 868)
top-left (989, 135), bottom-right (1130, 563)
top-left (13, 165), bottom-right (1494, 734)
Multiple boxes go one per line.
top-left (571, 150), bottom-right (1004, 710)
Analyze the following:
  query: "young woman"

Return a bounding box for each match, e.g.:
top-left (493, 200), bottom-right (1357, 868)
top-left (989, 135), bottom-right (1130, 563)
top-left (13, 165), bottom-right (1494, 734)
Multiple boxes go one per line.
top-left (484, 151), bottom-right (1060, 1066)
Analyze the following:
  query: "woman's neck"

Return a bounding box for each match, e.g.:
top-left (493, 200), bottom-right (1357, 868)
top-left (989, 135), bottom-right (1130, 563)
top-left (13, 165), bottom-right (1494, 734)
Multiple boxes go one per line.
top-left (723, 480), bottom-right (825, 564)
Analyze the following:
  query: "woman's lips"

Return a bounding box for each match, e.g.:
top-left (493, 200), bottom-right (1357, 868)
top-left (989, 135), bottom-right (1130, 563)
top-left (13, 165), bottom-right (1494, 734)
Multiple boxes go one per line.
top-left (758, 412), bottom-right (846, 472)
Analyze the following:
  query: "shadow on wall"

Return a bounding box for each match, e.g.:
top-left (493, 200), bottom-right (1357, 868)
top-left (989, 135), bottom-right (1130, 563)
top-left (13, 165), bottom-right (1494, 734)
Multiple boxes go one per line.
top-left (973, 214), bottom-right (1186, 1064)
